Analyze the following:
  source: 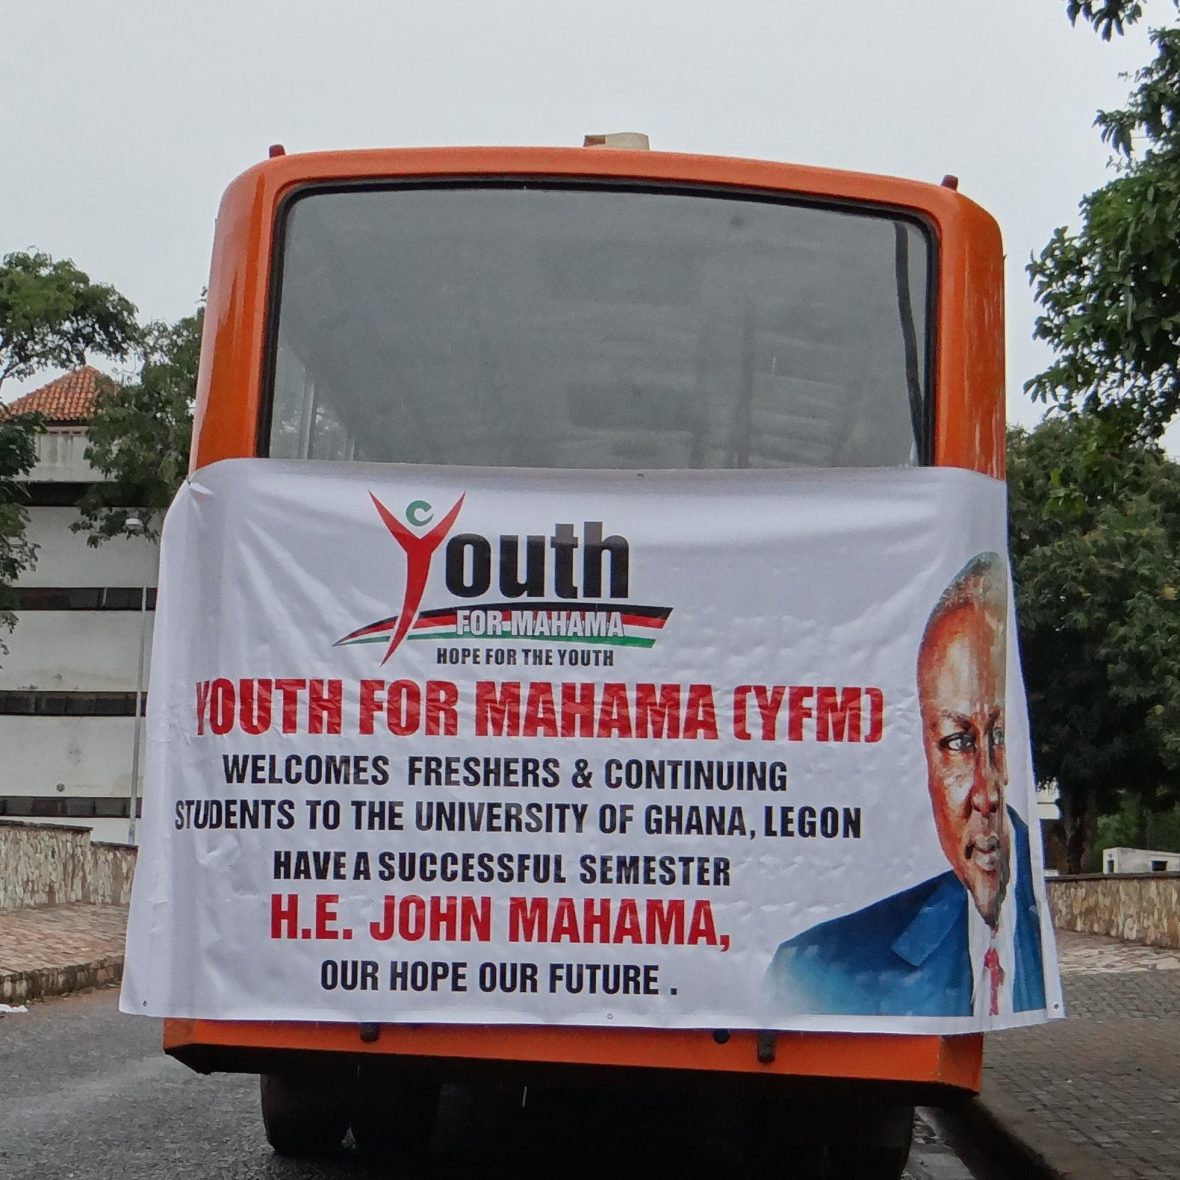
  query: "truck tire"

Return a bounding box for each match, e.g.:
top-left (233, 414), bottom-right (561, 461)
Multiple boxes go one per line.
top-left (259, 1072), bottom-right (349, 1158)
top-left (349, 1067), bottom-right (440, 1161)
top-left (824, 1102), bottom-right (914, 1180)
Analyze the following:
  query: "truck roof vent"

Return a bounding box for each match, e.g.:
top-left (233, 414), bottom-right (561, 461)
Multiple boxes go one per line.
top-left (583, 132), bottom-right (651, 150)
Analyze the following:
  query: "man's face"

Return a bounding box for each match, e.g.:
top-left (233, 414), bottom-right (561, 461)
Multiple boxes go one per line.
top-left (918, 594), bottom-right (1010, 927)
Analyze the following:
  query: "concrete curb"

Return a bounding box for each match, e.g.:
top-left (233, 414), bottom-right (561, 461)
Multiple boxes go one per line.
top-left (0, 954), bottom-right (124, 1005)
top-left (932, 1091), bottom-right (1110, 1180)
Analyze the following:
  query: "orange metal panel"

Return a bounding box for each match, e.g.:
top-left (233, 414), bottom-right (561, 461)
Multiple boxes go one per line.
top-left (192, 146), bottom-right (1005, 479)
top-left (164, 1017), bottom-right (982, 1091)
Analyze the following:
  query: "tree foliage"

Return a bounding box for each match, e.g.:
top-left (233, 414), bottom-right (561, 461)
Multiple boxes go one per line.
top-left (74, 309), bottom-right (202, 544)
top-left (0, 247), bottom-right (138, 658)
top-left (1095, 792), bottom-right (1180, 863)
top-left (1067, 1), bottom-right (1146, 39)
top-left (0, 250), bottom-right (139, 392)
top-left (0, 411), bottom-right (44, 648)
top-left (1029, 3), bottom-right (1180, 439)
top-left (1008, 416), bottom-right (1180, 871)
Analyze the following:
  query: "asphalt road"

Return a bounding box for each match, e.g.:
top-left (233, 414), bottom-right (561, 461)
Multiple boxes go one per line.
top-left (1, 989), bottom-right (986, 1179)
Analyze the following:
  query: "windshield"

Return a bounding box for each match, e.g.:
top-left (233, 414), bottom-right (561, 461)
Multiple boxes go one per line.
top-left (267, 183), bottom-right (931, 469)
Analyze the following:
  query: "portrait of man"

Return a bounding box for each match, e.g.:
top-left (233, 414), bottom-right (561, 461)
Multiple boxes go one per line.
top-left (765, 551), bottom-right (1047, 1018)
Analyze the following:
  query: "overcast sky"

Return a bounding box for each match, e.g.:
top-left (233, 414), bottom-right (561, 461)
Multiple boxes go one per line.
top-left (0, 0), bottom-right (1167, 438)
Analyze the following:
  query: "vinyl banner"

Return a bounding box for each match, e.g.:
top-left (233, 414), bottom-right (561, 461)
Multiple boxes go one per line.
top-left (121, 460), bottom-right (1063, 1033)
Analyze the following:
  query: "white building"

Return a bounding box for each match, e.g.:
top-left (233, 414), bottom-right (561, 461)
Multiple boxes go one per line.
top-left (1035, 780), bottom-right (1061, 822)
top-left (1103, 848), bottom-right (1180, 874)
top-left (0, 368), bottom-right (157, 844)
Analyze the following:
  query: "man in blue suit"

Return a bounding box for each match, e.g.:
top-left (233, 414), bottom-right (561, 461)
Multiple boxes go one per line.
top-left (766, 553), bottom-right (1047, 1018)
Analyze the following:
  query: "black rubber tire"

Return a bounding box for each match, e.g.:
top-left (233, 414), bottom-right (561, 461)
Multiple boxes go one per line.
top-left (349, 1068), bottom-right (440, 1161)
top-left (259, 1072), bottom-right (350, 1158)
top-left (824, 1102), bottom-right (914, 1180)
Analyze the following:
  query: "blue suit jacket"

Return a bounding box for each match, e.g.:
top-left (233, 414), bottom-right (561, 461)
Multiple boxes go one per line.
top-left (765, 810), bottom-right (1046, 1017)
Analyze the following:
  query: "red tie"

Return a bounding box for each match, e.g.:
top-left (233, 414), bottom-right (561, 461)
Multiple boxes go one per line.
top-left (983, 947), bottom-right (1004, 1016)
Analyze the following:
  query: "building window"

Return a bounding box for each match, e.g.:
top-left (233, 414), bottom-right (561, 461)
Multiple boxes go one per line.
top-left (0, 796), bottom-right (138, 819)
top-left (0, 691), bottom-right (146, 716)
top-left (13, 587), bottom-right (157, 611)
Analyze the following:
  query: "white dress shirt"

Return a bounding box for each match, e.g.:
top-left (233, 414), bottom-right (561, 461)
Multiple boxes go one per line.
top-left (967, 841), bottom-right (1018, 1019)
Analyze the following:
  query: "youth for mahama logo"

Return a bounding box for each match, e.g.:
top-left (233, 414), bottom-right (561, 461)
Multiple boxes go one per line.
top-left (335, 493), bottom-right (673, 663)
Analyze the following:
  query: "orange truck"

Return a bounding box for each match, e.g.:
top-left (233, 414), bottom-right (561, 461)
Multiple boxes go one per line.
top-left (152, 136), bottom-right (1014, 1178)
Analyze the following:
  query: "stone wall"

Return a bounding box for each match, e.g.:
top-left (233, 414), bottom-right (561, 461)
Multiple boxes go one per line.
top-left (0, 820), bottom-right (137, 909)
top-left (1048, 872), bottom-right (1180, 949)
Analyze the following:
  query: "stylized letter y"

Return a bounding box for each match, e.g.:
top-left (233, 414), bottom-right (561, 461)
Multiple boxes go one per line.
top-left (370, 493), bottom-right (465, 664)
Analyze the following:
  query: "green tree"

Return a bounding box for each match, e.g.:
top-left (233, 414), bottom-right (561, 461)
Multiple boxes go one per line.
top-left (1008, 416), bottom-right (1180, 873)
top-left (1094, 792), bottom-right (1180, 865)
top-left (1028, 2), bottom-right (1180, 439)
top-left (0, 248), bottom-right (139, 657)
top-left (0, 411), bottom-right (44, 652)
top-left (0, 250), bottom-right (139, 394)
top-left (74, 309), bottom-right (202, 544)
top-left (1067, 2), bottom-right (1146, 39)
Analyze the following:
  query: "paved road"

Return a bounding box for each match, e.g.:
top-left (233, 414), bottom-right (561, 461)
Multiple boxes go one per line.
top-left (980, 930), bottom-right (1180, 1179)
top-left (1, 989), bottom-right (985, 1179)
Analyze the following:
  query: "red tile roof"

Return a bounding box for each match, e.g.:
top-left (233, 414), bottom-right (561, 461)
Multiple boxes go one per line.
top-left (1, 366), bottom-right (113, 423)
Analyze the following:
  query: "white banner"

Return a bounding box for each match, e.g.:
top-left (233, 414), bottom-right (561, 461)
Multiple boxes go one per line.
top-left (121, 460), bottom-right (1062, 1033)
